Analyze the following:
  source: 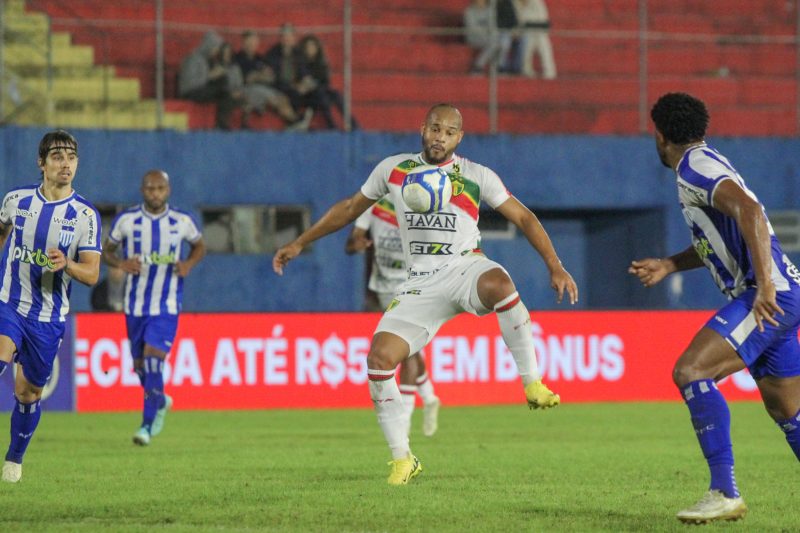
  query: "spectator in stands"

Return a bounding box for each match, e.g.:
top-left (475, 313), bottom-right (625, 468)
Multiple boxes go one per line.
top-left (297, 35), bottom-right (358, 131)
top-left (513, 0), bottom-right (556, 79)
top-left (263, 23), bottom-right (313, 126)
top-left (234, 30), bottom-right (312, 131)
top-left (464, 0), bottom-right (514, 75)
top-left (496, 0), bottom-right (519, 73)
top-left (178, 31), bottom-right (244, 130)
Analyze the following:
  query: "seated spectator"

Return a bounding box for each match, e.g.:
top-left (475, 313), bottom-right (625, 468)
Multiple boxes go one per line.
top-left (178, 31), bottom-right (244, 130)
top-left (263, 23), bottom-right (313, 125)
top-left (464, 0), bottom-right (514, 74)
top-left (296, 35), bottom-right (358, 131)
top-left (234, 30), bottom-right (312, 131)
top-left (513, 0), bottom-right (556, 79)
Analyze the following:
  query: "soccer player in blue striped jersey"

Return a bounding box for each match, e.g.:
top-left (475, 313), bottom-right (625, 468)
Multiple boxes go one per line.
top-left (630, 92), bottom-right (800, 524)
top-left (102, 170), bottom-right (205, 446)
top-left (0, 130), bottom-right (101, 483)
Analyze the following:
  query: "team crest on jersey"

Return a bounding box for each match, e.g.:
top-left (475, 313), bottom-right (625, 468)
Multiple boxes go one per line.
top-left (448, 164), bottom-right (465, 196)
top-left (59, 229), bottom-right (75, 247)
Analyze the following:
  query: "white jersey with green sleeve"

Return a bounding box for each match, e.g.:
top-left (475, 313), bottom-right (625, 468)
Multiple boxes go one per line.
top-left (360, 152), bottom-right (511, 277)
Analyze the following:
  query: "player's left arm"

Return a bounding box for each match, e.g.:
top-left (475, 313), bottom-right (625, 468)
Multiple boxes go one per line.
top-left (495, 196), bottom-right (578, 304)
top-left (176, 237), bottom-right (207, 278)
top-left (712, 178), bottom-right (783, 331)
top-left (47, 249), bottom-right (100, 286)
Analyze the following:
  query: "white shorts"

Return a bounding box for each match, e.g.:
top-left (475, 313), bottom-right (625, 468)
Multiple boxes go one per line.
top-left (376, 291), bottom-right (396, 310)
top-left (374, 253), bottom-right (508, 355)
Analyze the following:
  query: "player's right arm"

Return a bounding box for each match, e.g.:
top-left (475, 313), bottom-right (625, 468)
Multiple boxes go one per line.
top-left (101, 240), bottom-right (141, 275)
top-left (628, 246), bottom-right (703, 288)
top-left (273, 191), bottom-right (375, 275)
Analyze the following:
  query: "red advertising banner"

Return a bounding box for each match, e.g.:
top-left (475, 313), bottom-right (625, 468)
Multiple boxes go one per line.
top-left (74, 311), bottom-right (762, 412)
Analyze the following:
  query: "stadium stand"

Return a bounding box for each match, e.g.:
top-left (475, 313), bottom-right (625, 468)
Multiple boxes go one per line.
top-left (2, 0), bottom-right (189, 129)
top-left (7, 0), bottom-right (799, 134)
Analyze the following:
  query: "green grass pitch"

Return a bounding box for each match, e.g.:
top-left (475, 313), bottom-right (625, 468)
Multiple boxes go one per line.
top-left (1, 402), bottom-right (797, 532)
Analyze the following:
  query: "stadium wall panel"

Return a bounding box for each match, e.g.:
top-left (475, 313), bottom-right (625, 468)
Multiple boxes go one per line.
top-left (1, 127), bottom-right (798, 311)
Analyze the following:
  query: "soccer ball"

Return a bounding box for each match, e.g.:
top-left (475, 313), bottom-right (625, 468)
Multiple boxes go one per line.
top-left (401, 164), bottom-right (453, 214)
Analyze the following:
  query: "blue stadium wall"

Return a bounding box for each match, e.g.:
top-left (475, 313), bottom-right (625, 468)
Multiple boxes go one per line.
top-left (1, 126), bottom-right (798, 312)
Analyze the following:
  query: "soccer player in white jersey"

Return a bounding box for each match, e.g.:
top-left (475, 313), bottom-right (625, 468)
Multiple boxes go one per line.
top-left (102, 170), bottom-right (205, 446)
top-left (630, 93), bottom-right (800, 524)
top-left (346, 199), bottom-right (442, 438)
top-left (0, 130), bottom-right (101, 483)
top-left (274, 103), bottom-right (578, 485)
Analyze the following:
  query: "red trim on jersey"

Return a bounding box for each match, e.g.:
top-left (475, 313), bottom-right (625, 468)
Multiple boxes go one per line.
top-left (450, 193), bottom-right (479, 220)
top-left (372, 204), bottom-right (399, 227)
top-left (388, 168), bottom-right (409, 186)
top-left (495, 295), bottom-right (521, 313)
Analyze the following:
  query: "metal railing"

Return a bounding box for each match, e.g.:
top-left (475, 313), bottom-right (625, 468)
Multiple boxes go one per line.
top-left (3, 0), bottom-right (799, 135)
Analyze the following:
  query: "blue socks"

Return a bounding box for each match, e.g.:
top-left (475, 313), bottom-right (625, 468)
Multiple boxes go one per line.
top-left (5, 397), bottom-right (42, 464)
top-left (776, 409), bottom-right (800, 461)
top-left (141, 356), bottom-right (166, 432)
top-left (682, 379), bottom-right (739, 498)
top-left (134, 365), bottom-right (145, 387)
top-left (0, 360), bottom-right (7, 378)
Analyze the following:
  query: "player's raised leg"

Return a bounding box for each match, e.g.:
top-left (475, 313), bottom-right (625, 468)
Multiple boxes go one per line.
top-left (673, 328), bottom-right (747, 524)
top-left (477, 268), bottom-right (559, 409)
top-left (368, 331), bottom-right (422, 485)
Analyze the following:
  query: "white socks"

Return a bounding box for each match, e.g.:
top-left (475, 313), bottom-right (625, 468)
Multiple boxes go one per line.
top-left (415, 372), bottom-right (437, 405)
top-left (399, 384), bottom-right (417, 437)
top-left (368, 369), bottom-right (410, 459)
top-left (495, 292), bottom-right (540, 386)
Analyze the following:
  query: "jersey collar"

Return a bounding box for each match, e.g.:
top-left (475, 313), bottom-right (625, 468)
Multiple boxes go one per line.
top-left (36, 185), bottom-right (75, 205)
top-left (418, 153), bottom-right (456, 169)
top-left (141, 203), bottom-right (170, 219)
top-left (676, 142), bottom-right (707, 171)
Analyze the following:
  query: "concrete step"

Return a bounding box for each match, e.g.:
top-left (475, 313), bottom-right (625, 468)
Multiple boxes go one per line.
top-left (12, 102), bottom-right (188, 130)
top-left (19, 76), bottom-right (140, 101)
top-left (3, 42), bottom-right (94, 67)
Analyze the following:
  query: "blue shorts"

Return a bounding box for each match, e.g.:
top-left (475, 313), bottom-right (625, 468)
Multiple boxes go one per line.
top-left (125, 314), bottom-right (179, 360)
top-left (705, 287), bottom-right (800, 380)
top-left (0, 301), bottom-right (65, 387)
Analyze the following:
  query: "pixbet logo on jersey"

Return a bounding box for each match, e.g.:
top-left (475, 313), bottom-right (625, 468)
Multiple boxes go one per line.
top-left (12, 245), bottom-right (54, 269)
top-left (141, 251), bottom-right (177, 265)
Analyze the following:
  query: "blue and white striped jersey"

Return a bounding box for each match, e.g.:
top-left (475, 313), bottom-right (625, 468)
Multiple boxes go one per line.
top-left (108, 204), bottom-right (202, 317)
top-left (676, 143), bottom-right (800, 298)
top-left (0, 184), bottom-right (102, 322)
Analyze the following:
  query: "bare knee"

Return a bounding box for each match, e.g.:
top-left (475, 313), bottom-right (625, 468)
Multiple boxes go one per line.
top-left (14, 381), bottom-right (42, 403)
top-left (477, 269), bottom-right (515, 309)
top-left (367, 333), bottom-right (409, 371)
top-left (368, 345), bottom-right (399, 371)
top-left (672, 359), bottom-right (702, 389)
